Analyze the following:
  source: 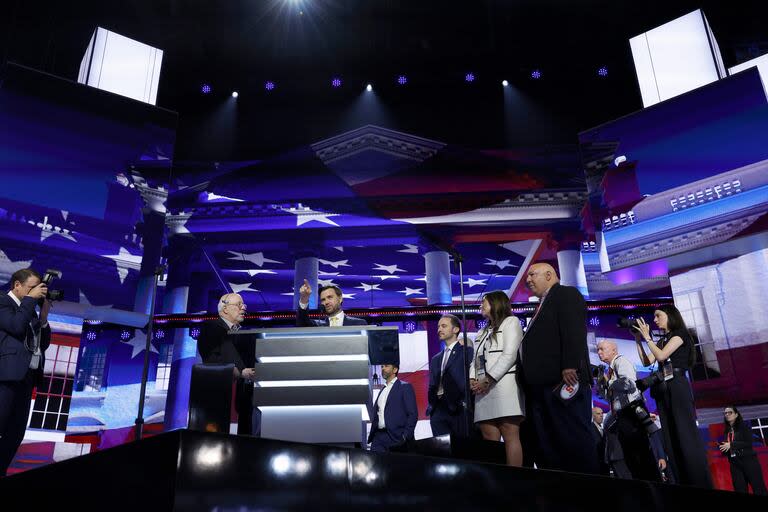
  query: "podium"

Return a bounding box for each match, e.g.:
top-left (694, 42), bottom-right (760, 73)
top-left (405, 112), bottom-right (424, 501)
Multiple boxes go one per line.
top-left (239, 325), bottom-right (399, 445)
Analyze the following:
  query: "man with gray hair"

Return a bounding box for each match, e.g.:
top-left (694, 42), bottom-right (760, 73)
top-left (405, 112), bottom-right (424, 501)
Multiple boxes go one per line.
top-left (197, 292), bottom-right (258, 435)
top-left (597, 339), bottom-right (667, 482)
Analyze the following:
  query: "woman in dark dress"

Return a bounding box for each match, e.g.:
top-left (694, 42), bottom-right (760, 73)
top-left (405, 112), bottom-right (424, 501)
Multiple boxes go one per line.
top-left (720, 405), bottom-right (767, 495)
top-left (634, 304), bottom-right (713, 488)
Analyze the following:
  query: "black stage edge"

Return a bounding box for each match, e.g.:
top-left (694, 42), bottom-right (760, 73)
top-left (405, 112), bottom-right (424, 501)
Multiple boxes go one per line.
top-left (2, 429), bottom-right (766, 510)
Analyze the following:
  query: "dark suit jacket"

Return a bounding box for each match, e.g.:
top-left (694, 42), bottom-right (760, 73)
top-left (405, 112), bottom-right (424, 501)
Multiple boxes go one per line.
top-left (427, 343), bottom-right (473, 415)
top-left (296, 306), bottom-right (367, 327)
top-left (196, 318), bottom-right (248, 371)
top-left (519, 283), bottom-right (590, 388)
top-left (0, 294), bottom-right (51, 385)
top-left (368, 379), bottom-right (418, 444)
top-left (591, 422), bottom-right (609, 469)
top-left (725, 421), bottom-right (758, 460)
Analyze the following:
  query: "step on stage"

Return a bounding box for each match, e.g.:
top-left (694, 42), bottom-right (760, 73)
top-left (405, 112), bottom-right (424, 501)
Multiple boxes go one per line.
top-left (1, 429), bottom-right (765, 510)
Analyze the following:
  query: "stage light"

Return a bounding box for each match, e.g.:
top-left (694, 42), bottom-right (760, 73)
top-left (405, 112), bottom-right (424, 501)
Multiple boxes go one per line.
top-left (614, 155), bottom-right (627, 166)
top-left (86, 331), bottom-right (97, 341)
top-left (155, 329), bottom-right (166, 339)
top-left (404, 321), bottom-right (416, 333)
top-left (598, 66), bottom-right (608, 77)
top-left (502, 79), bottom-right (509, 87)
top-left (366, 83), bottom-right (373, 92)
top-left (465, 72), bottom-right (475, 82)
top-left (331, 77), bottom-right (342, 88)
top-left (201, 84), bottom-right (212, 94)
top-left (190, 327), bottom-right (201, 339)
top-left (231, 91), bottom-right (239, 98)
top-left (120, 330), bottom-right (132, 340)
top-left (265, 81), bottom-right (275, 91)
top-left (531, 70), bottom-right (541, 79)
top-left (397, 75), bottom-right (407, 85)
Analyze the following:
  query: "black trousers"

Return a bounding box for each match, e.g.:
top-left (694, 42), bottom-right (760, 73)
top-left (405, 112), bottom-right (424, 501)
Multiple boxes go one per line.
top-left (0, 371), bottom-right (35, 476)
top-left (653, 377), bottom-right (712, 488)
top-left (730, 455), bottom-right (768, 495)
top-left (524, 382), bottom-right (599, 474)
top-left (429, 399), bottom-right (466, 437)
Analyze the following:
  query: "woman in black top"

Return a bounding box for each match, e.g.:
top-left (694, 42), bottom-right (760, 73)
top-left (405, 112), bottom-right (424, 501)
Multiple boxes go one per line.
top-left (634, 304), bottom-right (713, 488)
top-left (720, 405), bottom-right (767, 495)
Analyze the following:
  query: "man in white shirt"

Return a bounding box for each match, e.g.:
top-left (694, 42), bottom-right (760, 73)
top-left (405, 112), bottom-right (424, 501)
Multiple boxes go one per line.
top-left (0, 268), bottom-right (51, 476)
top-left (296, 280), bottom-right (366, 327)
top-left (368, 363), bottom-right (418, 452)
top-left (597, 340), bottom-right (667, 482)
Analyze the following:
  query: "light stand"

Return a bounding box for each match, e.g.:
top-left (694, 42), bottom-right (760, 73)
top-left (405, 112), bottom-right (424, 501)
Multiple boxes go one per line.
top-left (134, 264), bottom-right (165, 441)
top-left (453, 251), bottom-right (473, 437)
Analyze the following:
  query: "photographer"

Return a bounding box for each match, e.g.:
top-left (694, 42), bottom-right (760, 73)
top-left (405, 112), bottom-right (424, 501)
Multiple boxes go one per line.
top-left (597, 340), bottom-right (667, 482)
top-left (633, 304), bottom-right (712, 489)
top-left (0, 269), bottom-right (52, 476)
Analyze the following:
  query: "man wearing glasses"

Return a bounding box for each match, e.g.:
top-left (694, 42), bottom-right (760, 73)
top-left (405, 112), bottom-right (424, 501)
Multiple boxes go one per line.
top-left (197, 293), bottom-right (258, 435)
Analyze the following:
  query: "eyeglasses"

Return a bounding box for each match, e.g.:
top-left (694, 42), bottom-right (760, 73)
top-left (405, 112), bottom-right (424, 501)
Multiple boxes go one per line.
top-left (225, 302), bottom-right (247, 310)
top-left (724, 411), bottom-right (735, 416)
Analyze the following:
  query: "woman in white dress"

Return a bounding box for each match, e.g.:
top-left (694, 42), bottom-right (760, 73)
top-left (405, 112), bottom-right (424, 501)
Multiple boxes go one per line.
top-left (470, 290), bottom-right (525, 466)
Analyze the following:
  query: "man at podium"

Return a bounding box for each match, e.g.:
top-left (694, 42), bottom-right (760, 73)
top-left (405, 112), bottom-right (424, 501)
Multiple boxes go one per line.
top-left (296, 279), bottom-right (367, 327)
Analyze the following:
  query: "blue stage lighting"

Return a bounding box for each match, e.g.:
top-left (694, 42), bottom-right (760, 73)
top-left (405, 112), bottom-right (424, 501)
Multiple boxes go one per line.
top-left (265, 81), bottom-right (275, 91)
top-left (366, 83), bottom-right (373, 92)
top-left (598, 66), bottom-right (608, 77)
top-left (531, 70), bottom-right (541, 79)
top-left (397, 75), bottom-right (407, 85)
top-left (331, 77), bottom-right (342, 88)
top-left (231, 91), bottom-right (239, 98)
top-left (201, 84), bottom-right (212, 94)
top-left (465, 72), bottom-right (475, 82)
top-left (502, 79), bottom-right (509, 87)
top-left (86, 331), bottom-right (97, 341)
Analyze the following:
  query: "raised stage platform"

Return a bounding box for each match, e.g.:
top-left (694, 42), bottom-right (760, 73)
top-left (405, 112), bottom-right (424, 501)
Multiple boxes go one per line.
top-left (1, 429), bottom-right (765, 510)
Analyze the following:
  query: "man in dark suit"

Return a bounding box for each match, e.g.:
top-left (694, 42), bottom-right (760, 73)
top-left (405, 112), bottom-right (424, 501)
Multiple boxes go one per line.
top-left (591, 407), bottom-right (609, 475)
top-left (368, 363), bottom-right (418, 452)
top-left (518, 262), bottom-right (598, 473)
top-left (427, 314), bottom-right (472, 437)
top-left (0, 269), bottom-right (51, 476)
top-left (296, 279), bottom-right (366, 327)
top-left (196, 292), bottom-right (258, 435)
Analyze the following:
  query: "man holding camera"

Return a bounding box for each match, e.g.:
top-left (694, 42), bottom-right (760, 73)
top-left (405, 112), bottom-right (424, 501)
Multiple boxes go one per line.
top-left (597, 340), bottom-right (667, 482)
top-left (0, 269), bottom-right (52, 476)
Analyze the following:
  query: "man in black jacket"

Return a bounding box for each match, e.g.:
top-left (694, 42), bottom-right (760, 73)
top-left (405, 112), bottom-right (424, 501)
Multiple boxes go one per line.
top-left (196, 292), bottom-right (258, 435)
top-left (518, 262), bottom-right (598, 473)
top-left (0, 269), bottom-right (51, 476)
top-left (427, 314), bottom-right (472, 437)
top-left (296, 279), bottom-right (366, 327)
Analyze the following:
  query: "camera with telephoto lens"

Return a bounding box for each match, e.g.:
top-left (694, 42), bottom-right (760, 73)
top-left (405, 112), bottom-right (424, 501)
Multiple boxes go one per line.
top-left (635, 371), bottom-right (663, 392)
top-left (41, 269), bottom-right (63, 302)
top-left (617, 316), bottom-right (638, 329)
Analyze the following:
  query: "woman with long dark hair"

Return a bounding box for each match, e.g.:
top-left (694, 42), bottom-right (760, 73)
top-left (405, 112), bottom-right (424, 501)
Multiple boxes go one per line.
top-left (634, 304), bottom-right (713, 488)
top-left (720, 405), bottom-right (767, 494)
top-left (469, 290), bottom-right (525, 466)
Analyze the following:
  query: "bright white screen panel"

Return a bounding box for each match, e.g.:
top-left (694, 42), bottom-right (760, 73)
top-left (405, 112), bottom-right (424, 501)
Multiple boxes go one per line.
top-left (78, 27), bottom-right (163, 106)
top-left (630, 10), bottom-right (723, 108)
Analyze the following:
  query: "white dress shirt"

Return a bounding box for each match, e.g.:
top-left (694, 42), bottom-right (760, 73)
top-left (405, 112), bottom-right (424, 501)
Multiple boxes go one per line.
top-left (7, 291), bottom-right (43, 369)
top-left (299, 301), bottom-right (345, 326)
top-left (376, 377), bottom-right (398, 428)
top-left (608, 354), bottom-right (636, 384)
top-left (437, 340), bottom-right (458, 396)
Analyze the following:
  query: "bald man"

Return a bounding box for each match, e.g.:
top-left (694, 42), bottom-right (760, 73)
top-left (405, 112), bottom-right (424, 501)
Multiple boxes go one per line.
top-left (196, 293), bottom-right (258, 435)
top-left (597, 339), bottom-right (667, 482)
top-left (518, 262), bottom-right (599, 473)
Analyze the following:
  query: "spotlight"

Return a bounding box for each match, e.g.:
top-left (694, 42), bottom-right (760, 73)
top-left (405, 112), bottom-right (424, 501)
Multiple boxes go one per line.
top-left (502, 79), bottom-right (509, 87)
top-left (86, 331), bottom-right (97, 341)
top-left (465, 72), bottom-right (475, 82)
top-left (120, 330), bottom-right (132, 340)
top-left (366, 83), bottom-right (373, 92)
top-left (265, 81), bottom-right (275, 91)
top-left (201, 84), bottom-right (212, 94)
top-left (231, 91), bottom-right (239, 98)
top-left (331, 77), bottom-right (342, 88)
top-left (531, 70), bottom-right (541, 79)
top-left (598, 66), bottom-right (608, 77)
top-left (397, 75), bottom-right (407, 85)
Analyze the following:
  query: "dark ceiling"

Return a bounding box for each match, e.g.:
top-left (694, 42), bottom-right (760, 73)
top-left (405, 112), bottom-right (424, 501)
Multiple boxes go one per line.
top-left (4, 0), bottom-right (767, 159)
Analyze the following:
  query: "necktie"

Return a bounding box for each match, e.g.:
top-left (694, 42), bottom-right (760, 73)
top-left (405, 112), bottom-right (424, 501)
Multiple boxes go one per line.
top-left (228, 324), bottom-right (240, 334)
top-left (440, 347), bottom-right (451, 374)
